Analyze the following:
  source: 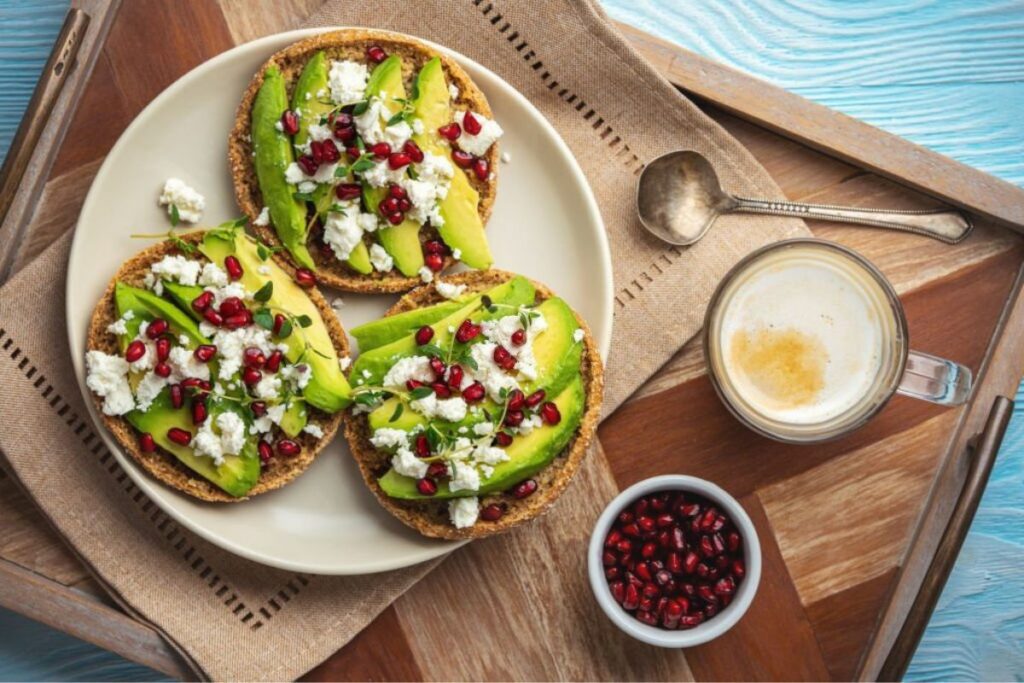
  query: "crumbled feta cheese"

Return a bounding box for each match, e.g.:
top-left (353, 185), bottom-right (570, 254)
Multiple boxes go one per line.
top-left (458, 426), bottom-right (469, 434)
top-left (466, 341), bottom-right (520, 400)
top-left (410, 393), bottom-right (468, 422)
top-left (178, 334), bottom-right (189, 346)
top-left (369, 243), bottom-right (394, 272)
top-left (198, 262), bottom-right (228, 288)
top-left (168, 345), bottom-right (210, 382)
top-left (258, 265), bottom-right (271, 275)
top-left (250, 403), bottom-right (287, 435)
top-left (303, 423), bottom-right (325, 439)
top-left (298, 180), bottom-right (317, 194)
top-left (448, 461), bottom-right (480, 492)
top-left (481, 313), bottom-right (548, 381)
top-left (281, 363), bottom-right (311, 391)
top-left (212, 326), bottom-right (277, 380)
top-left (106, 313), bottom-right (130, 336)
top-left (449, 496), bottom-right (478, 528)
top-left (370, 428), bottom-right (411, 450)
top-left (199, 321), bottom-right (217, 337)
top-left (274, 120), bottom-right (284, 132)
top-left (473, 421), bottom-right (494, 436)
top-left (306, 122), bottom-right (333, 142)
top-left (133, 371), bottom-right (167, 412)
top-left (501, 151), bottom-right (511, 163)
top-left (453, 111), bottom-right (503, 157)
top-left (331, 297), bottom-right (345, 311)
top-left (382, 355), bottom-right (434, 389)
top-left (511, 412), bottom-right (543, 436)
top-left (158, 178), bottom-right (206, 223)
top-left (473, 444), bottom-right (509, 467)
top-left (254, 206), bottom-right (271, 226)
top-left (322, 200), bottom-right (374, 261)
top-left (411, 118), bottom-right (424, 135)
top-left (418, 266), bottom-right (434, 284)
top-left (204, 281), bottom-right (248, 308)
top-left (338, 356), bottom-right (352, 371)
top-left (253, 373), bottom-right (282, 400)
top-left (217, 411), bottom-right (247, 456)
top-left (85, 351), bottom-right (134, 416)
top-left (361, 159), bottom-right (408, 188)
top-left (452, 248), bottom-right (462, 261)
top-left (448, 83), bottom-right (460, 100)
top-left (150, 255), bottom-right (201, 287)
top-left (573, 328), bottom-right (585, 343)
top-left (284, 161), bottom-right (338, 185)
top-left (328, 59), bottom-right (369, 104)
top-left (391, 446), bottom-right (428, 479)
top-left (435, 280), bottom-right (466, 300)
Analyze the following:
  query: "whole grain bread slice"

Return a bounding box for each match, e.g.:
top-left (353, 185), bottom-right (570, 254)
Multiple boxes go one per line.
top-left (343, 269), bottom-right (604, 539)
top-left (86, 232), bottom-right (349, 503)
top-left (228, 28), bottom-right (499, 294)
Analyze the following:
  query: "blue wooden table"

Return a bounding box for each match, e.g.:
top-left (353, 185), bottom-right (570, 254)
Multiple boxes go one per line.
top-left (0, 1), bottom-right (1021, 679)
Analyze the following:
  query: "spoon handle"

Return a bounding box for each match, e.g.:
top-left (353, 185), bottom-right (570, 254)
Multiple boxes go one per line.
top-left (731, 196), bottom-right (972, 244)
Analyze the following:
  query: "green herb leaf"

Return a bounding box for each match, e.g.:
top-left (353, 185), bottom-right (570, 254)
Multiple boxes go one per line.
top-left (293, 191), bottom-right (315, 202)
top-left (460, 355), bottom-right (478, 372)
top-left (169, 204), bottom-right (180, 227)
top-left (409, 386), bottom-right (434, 400)
top-left (388, 403), bottom-right (404, 423)
top-left (328, 203), bottom-right (349, 214)
top-left (386, 111), bottom-right (405, 126)
top-left (257, 244), bottom-right (269, 261)
top-left (352, 100), bottom-right (370, 116)
top-left (481, 295), bottom-right (494, 311)
top-left (253, 281), bottom-right (273, 302)
top-left (418, 343), bottom-right (445, 358)
top-left (351, 157), bottom-right (375, 174)
top-left (277, 320), bottom-right (293, 338)
top-left (355, 391), bottom-right (381, 406)
top-left (253, 308), bottom-right (274, 330)
top-left (296, 314), bottom-right (313, 328)
top-left (356, 137), bottom-right (366, 151)
top-left (334, 165), bottom-right (349, 178)
top-left (407, 166), bottom-right (419, 180)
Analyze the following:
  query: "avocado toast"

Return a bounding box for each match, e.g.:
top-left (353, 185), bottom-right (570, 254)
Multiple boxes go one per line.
top-left (84, 226), bottom-right (353, 502)
top-left (229, 29), bottom-right (501, 294)
top-left (343, 270), bottom-right (604, 539)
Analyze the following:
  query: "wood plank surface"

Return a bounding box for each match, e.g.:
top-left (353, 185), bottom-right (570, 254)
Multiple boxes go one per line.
top-left (0, 0), bottom-right (1022, 680)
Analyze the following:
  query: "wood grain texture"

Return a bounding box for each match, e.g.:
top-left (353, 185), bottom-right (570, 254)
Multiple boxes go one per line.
top-left (0, 0), bottom-right (1023, 680)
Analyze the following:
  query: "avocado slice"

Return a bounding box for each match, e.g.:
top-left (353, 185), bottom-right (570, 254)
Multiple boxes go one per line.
top-left (363, 55), bottom-right (424, 276)
top-left (162, 282), bottom-right (204, 322)
top-left (367, 296), bottom-right (583, 433)
top-left (378, 376), bottom-right (585, 499)
top-left (114, 282), bottom-right (209, 349)
top-left (350, 298), bottom-right (468, 352)
top-left (199, 230), bottom-right (352, 412)
top-left (125, 390), bottom-right (260, 498)
top-left (412, 58), bottom-right (493, 270)
top-left (350, 275), bottom-right (535, 386)
top-left (252, 65), bottom-right (316, 271)
top-left (292, 51), bottom-right (373, 275)
top-left (278, 398), bottom-right (308, 438)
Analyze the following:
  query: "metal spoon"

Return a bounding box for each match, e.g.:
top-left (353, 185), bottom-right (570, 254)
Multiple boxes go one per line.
top-left (636, 150), bottom-right (972, 246)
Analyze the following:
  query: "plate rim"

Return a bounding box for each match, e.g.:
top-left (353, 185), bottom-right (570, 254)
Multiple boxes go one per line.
top-left (66, 26), bottom-right (613, 575)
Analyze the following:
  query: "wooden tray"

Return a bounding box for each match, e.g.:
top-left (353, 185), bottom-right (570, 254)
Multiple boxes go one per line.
top-left (2, 2), bottom-right (1022, 680)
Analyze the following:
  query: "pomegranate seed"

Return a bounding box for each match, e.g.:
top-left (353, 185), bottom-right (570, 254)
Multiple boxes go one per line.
top-left (619, 511), bottom-right (635, 525)
top-left (610, 580), bottom-right (625, 603)
top-left (219, 297), bottom-right (245, 317)
top-left (680, 614), bottom-right (704, 629)
top-left (471, 157), bottom-right (489, 181)
top-left (671, 526), bottom-right (687, 551)
top-left (346, 145), bottom-right (361, 159)
top-left (276, 439), bottom-right (301, 457)
top-left (416, 478), bottom-right (437, 496)
top-left (403, 140), bottom-right (424, 163)
top-left (643, 583), bottom-right (661, 600)
top-left (191, 291), bottom-right (213, 312)
top-left (292, 268), bottom-right (316, 288)
top-left (280, 110), bottom-right (299, 135)
top-left (462, 111), bottom-right (482, 135)
top-left (406, 379), bottom-right (424, 392)
top-left (243, 347), bottom-right (266, 369)
top-left (623, 584), bottom-right (640, 611)
top-left (635, 562), bottom-right (653, 582)
top-left (540, 401), bottom-right (561, 425)
top-left (265, 350), bottom-right (283, 372)
top-left (428, 356), bottom-right (446, 377)
top-left (414, 434), bottom-right (431, 458)
top-left (505, 479), bottom-right (537, 501)
top-left (155, 337), bottom-right (171, 362)
top-left (452, 149), bottom-right (473, 168)
top-left (683, 551), bottom-right (700, 575)
top-left (153, 362), bottom-right (171, 378)
top-left (455, 320), bottom-right (480, 343)
top-left (167, 428), bottom-right (191, 446)
top-left (180, 378), bottom-right (203, 390)
top-left (335, 125), bottom-right (356, 143)
top-left (424, 253), bottom-right (444, 272)
top-left (604, 530), bottom-right (621, 548)
top-left (525, 390), bottom-right (546, 408)
top-left (700, 508), bottom-right (718, 531)
top-left (366, 45), bottom-right (387, 63)
top-left (446, 364), bottom-right (464, 390)
top-left (492, 431), bottom-right (512, 446)
top-left (712, 532), bottom-right (726, 555)
top-left (696, 562), bottom-right (711, 579)
top-left (641, 542), bottom-right (657, 559)
top-left (480, 504), bottom-right (504, 522)
top-left (370, 142), bottom-right (391, 159)
top-left (272, 313), bottom-right (287, 336)
top-left (388, 184), bottom-right (407, 199)
top-left (680, 502), bottom-right (701, 517)
top-left (138, 433), bottom-right (156, 453)
top-left (203, 308), bottom-right (223, 327)
top-left (224, 313), bottom-right (249, 330)
top-left (431, 382), bottom-right (451, 398)
top-left (511, 329), bottom-right (526, 346)
top-left (414, 326), bottom-right (434, 345)
top-left (388, 152), bottom-right (412, 169)
top-left (506, 389), bottom-right (525, 411)
top-left (423, 239), bottom-right (446, 255)
top-left (297, 154), bottom-right (319, 175)
top-left (492, 345), bottom-right (513, 367)
top-left (320, 139), bottom-right (340, 163)
top-left (426, 462), bottom-right (448, 478)
top-left (250, 401), bottom-right (267, 417)
top-left (224, 256), bottom-right (243, 281)
top-left (380, 196), bottom-right (400, 214)
top-left (193, 345), bottom-right (216, 362)
top-left (258, 440), bottom-right (273, 464)
top-left (462, 381), bottom-right (485, 402)
top-left (732, 559), bottom-right (746, 579)
top-left (169, 384), bottom-right (184, 409)
top-left (667, 552), bottom-right (683, 574)
top-left (438, 122), bottom-right (461, 140)
top-left (146, 318), bottom-right (168, 339)
top-left (192, 400), bottom-right (207, 425)
top-left (242, 367), bottom-right (262, 386)
top-left (700, 535), bottom-right (715, 557)
top-left (335, 182), bottom-right (362, 200)
top-left (504, 410), bottom-right (524, 427)
top-left (714, 576), bottom-right (736, 596)
top-left (381, 212), bottom-right (400, 225)
top-left (638, 516), bottom-right (656, 533)
top-left (697, 585), bottom-right (719, 605)
top-left (621, 522), bottom-right (640, 537)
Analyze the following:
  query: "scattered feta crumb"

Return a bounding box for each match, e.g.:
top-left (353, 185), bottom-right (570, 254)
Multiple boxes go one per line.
top-left (418, 266), bottom-right (434, 284)
top-left (328, 59), bottom-right (369, 105)
top-left (573, 328), bottom-right (585, 343)
top-left (254, 206), bottom-right (271, 226)
top-left (338, 356), bottom-right (352, 371)
top-left (391, 446), bottom-right (428, 479)
top-left (150, 254), bottom-right (201, 287)
top-left (331, 297), bottom-right (345, 311)
top-left (501, 151), bottom-right (511, 163)
top-left (158, 178), bottom-right (205, 224)
top-left (303, 423), bottom-right (325, 439)
top-left (449, 496), bottom-right (479, 528)
top-left (369, 243), bottom-right (394, 272)
top-left (382, 356), bottom-right (434, 389)
top-left (85, 351), bottom-right (134, 416)
top-left (448, 83), bottom-right (460, 101)
top-left (453, 110), bottom-right (503, 157)
top-left (274, 120), bottom-right (284, 132)
top-left (435, 280), bottom-right (466, 300)
top-left (452, 248), bottom-right (462, 261)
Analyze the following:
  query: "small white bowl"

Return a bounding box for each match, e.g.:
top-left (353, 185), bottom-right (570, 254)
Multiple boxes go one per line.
top-left (588, 475), bottom-right (762, 647)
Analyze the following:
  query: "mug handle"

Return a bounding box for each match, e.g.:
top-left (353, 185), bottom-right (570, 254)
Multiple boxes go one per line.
top-left (896, 350), bottom-right (973, 406)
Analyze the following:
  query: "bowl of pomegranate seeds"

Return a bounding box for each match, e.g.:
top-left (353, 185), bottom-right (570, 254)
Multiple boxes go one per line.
top-left (588, 475), bottom-right (762, 647)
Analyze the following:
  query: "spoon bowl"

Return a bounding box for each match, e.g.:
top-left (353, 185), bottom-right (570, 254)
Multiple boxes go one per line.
top-left (637, 150), bottom-right (734, 245)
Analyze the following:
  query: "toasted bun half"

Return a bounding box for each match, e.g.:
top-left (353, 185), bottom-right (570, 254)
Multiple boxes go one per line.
top-left (229, 29), bottom-right (499, 294)
top-left (85, 232), bottom-right (348, 502)
top-left (343, 270), bottom-right (604, 539)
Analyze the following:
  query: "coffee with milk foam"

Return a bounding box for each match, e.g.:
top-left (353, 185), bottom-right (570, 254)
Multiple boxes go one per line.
top-left (712, 243), bottom-right (898, 427)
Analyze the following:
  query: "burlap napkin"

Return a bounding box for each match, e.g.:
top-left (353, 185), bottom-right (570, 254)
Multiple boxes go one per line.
top-left (0, 0), bottom-right (806, 679)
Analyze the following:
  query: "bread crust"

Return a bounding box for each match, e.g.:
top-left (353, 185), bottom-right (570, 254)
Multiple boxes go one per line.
top-left (343, 269), bottom-right (604, 539)
top-left (85, 232), bottom-right (349, 503)
top-left (228, 28), bottom-right (499, 293)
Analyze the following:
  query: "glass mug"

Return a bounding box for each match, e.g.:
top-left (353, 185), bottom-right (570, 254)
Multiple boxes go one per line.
top-left (703, 238), bottom-right (972, 443)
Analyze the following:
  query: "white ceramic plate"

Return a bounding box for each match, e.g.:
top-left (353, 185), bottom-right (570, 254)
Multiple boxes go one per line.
top-left (68, 28), bottom-right (612, 575)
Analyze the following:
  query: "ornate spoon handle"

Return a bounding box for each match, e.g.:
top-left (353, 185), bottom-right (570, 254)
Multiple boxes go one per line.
top-left (731, 196), bottom-right (972, 244)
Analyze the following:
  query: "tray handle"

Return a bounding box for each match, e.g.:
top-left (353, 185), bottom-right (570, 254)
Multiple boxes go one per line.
top-left (879, 395), bottom-right (1014, 680)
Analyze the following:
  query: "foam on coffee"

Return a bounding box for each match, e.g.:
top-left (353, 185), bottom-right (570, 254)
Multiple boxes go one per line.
top-left (713, 243), bottom-right (895, 426)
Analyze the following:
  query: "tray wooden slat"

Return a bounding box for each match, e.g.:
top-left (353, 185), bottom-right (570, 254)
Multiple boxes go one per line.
top-left (0, 1), bottom-right (1021, 680)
